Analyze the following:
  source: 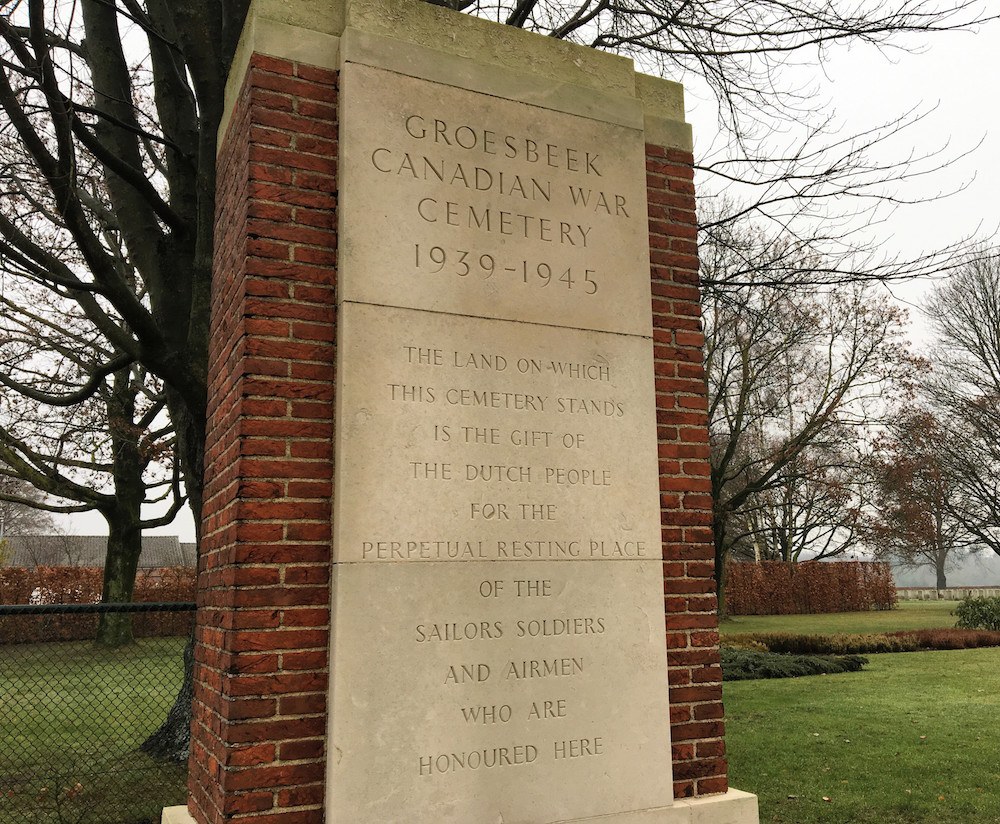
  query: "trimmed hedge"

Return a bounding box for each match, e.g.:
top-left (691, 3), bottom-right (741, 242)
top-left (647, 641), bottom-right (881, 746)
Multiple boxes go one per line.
top-left (725, 628), bottom-right (1000, 656)
top-left (954, 596), bottom-right (1000, 631)
top-left (887, 628), bottom-right (1000, 650)
top-left (0, 566), bottom-right (196, 644)
top-left (721, 647), bottom-right (868, 681)
top-left (720, 636), bottom-right (770, 653)
top-left (726, 560), bottom-right (896, 615)
top-left (739, 632), bottom-right (913, 655)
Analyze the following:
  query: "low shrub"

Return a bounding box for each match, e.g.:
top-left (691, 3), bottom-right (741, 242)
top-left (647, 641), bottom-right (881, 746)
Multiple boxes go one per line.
top-left (721, 636), bottom-right (770, 653)
top-left (721, 647), bottom-right (868, 681)
top-left (737, 632), bottom-right (916, 655)
top-left (727, 627), bottom-right (1000, 655)
top-left (954, 595), bottom-right (1000, 631)
top-left (886, 627), bottom-right (1000, 650)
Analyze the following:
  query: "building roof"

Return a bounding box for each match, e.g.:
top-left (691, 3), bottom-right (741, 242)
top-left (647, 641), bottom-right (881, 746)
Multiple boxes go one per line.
top-left (1, 535), bottom-right (196, 568)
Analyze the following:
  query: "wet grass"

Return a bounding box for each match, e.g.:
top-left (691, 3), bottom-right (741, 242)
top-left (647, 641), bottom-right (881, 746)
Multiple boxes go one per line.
top-left (720, 601), bottom-right (957, 637)
top-left (0, 638), bottom-right (187, 824)
top-left (725, 614), bottom-right (1000, 823)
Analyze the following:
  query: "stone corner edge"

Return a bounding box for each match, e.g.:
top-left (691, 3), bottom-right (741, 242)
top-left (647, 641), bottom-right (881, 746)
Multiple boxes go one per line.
top-left (677, 788), bottom-right (760, 823)
top-left (219, 0), bottom-right (344, 151)
top-left (634, 72), bottom-right (693, 153)
top-left (161, 805), bottom-right (198, 824)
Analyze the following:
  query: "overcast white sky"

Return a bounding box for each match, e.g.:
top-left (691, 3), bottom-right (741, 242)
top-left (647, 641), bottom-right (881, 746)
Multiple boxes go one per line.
top-left (56, 14), bottom-right (1000, 542)
top-left (687, 18), bottom-right (1000, 319)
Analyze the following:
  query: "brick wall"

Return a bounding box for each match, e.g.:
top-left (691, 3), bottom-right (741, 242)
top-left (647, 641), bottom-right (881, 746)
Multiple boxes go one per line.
top-left (647, 144), bottom-right (728, 798)
top-left (191, 54), bottom-right (338, 824)
top-left (193, 52), bottom-right (722, 822)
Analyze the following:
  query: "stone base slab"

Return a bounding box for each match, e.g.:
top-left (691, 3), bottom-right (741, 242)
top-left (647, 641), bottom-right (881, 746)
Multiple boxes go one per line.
top-left (162, 790), bottom-right (758, 824)
top-left (161, 808), bottom-right (196, 824)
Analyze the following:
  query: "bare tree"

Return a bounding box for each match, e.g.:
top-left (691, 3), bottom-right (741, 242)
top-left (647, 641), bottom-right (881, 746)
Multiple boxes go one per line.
top-left (0, 279), bottom-right (183, 645)
top-left (728, 443), bottom-right (864, 564)
top-left (702, 215), bottom-right (921, 608)
top-left (456, 0), bottom-right (995, 136)
top-left (864, 407), bottom-right (979, 588)
top-left (922, 251), bottom-right (1000, 556)
top-left (0, 0), bottom-right (251, 528)
top-left (0, 475), bottom-right (54, 542)
top-left (0, 373), bottom-right (183, 644)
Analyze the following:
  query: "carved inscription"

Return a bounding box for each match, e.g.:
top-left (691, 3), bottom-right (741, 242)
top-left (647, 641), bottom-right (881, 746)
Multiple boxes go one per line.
top-left (339, 62), bottom-right (653, 337)
top-left (348, 337), bottom-right (652, 552)
top-left (329, 61), bottom-right (673, 823)
top-left (371, 115), bottom-right (634, 288)
top-left (332, 304), bottom-right (668, 819)
top-left (371, 117), bottom-right (635, 287)
top-left (372, 114), bottom-right (633, 273)
top-left (417, 572), bottom-right (606, 778)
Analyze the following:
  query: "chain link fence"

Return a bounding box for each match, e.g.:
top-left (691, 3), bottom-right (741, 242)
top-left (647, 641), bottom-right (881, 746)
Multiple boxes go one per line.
top-left (0, 602), bottom-right (195, 824)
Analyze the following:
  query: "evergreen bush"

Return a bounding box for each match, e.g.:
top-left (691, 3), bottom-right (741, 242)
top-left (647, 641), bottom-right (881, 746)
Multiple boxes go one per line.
top-left (721, 647), bottom-right (868, 681)
top-left (954, 596), bottom-right (1000, 632)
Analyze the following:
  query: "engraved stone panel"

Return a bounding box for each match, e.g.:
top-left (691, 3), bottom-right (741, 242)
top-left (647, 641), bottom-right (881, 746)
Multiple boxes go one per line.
top-left (330, 51), bottom-right (674, 824)
top-left (334, 303), bottom-right (662, 564)
top-left (338, 62), bottom-right (652, 337)
top-left (327, 560), bottom-right (673, 823)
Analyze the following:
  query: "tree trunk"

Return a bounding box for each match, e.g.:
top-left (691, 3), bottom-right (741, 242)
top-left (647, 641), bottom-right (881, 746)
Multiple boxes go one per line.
top-left (96, 372), bottom-right (146, 647)
top-left (141, 633), bottom-right (195, 762)
top-left (95, 515), bottom-right (143, 646)
top-left (142, 394), bottom-right (203, 761)
top-left (713, 509), bottom-right (729, 618)
top-left (936, 562), bottom-right (947, 590)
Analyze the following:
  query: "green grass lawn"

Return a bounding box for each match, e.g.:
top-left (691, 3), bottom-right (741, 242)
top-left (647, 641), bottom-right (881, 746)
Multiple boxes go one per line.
top-left (0, 637), bottom-right (188, 824)
top-left (720, 601), bottom-right (958, 636)
top-left (726, 647), bottom-right (1000, 824)
top-left (723, 602), bottom-right (1000, 823)
top-left (3, 607), bottom-right (993, 824)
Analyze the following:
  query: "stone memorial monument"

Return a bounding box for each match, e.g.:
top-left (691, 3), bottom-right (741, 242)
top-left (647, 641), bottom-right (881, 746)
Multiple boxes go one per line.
top-left (162, 0), bottom-right (760, 821)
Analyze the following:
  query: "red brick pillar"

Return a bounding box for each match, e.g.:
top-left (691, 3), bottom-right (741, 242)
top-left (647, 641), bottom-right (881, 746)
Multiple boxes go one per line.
top-left (647, 144), bottom-right (728, 798)
top-left (182, 6), bottom-right (757, 822)
top-left (191, 54), bottom-right (338, 824)
top-left (193, 63), bottom-right (729, 824)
